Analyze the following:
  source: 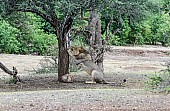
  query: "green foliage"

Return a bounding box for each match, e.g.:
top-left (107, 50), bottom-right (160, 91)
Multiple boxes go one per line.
top-left (71, 36), bottom-right (88, 46)
top-left (161, 0), bottom-right (170, 13)
top-left (100, 0), bottom-right (170, 46)
top-left (146, 75), bottom-right (163, 89)
top-left (32, 48), bottom-right (78, 74)
top-left (0, 13), bottom-right (57, 55)
top-left (29, 30), bottom-right (57, 55)
top-left (107, 20), bottom-right (145, 46)
top-left (147, 63), bottom-right (170, 93)
top-left (0, 20), bottom-right (21, 53)
top-left (33, 57), bottom-right (58, 74)
top-left (107, 11), bottom-right (170, 46)
top-left (141, 13), bottom-right (170, 46)
top-left (0, 0), bottom-right (170, 55)
top-left (5, 76), bottom-right (18, 84)
top-left (103, 32), bottom-right (121, 46)
top-left (156, 13), bottom-right (170, 46)
top-left (120, 19), bottom-right (132, 45)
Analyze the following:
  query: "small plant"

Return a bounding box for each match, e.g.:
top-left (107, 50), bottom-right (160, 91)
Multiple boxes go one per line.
top-left (6, 77), bottom-right (18, 84)
top-left (31, 45), bottom-right (78, 75)
top-left (166, 52), bottom-right (170, 56)
top-left (146, 75), bottom-right (163, 89)
top-left (34, 57), bottom-right (58, 74)
top-left (159, 62), bottom-right (170, 91)
top-left (147, 62), bottom-right (170, 93)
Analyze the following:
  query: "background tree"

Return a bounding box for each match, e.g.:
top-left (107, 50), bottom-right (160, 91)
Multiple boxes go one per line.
top-left (99, 0), bottom-right (167, 46)
top-left (73, 0), bottom-right (158, 69)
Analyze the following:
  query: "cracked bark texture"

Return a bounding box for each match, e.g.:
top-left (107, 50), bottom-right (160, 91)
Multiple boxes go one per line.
top-left (88, 9), bottom-right (104, 70)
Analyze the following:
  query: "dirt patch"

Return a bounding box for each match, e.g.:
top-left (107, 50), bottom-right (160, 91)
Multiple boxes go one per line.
top-left (123, 66), bottom-right (158, 71)
top-left (0, 45), bottom-right (170, 110)
top-left (1, 89), bottom-right (170, 111)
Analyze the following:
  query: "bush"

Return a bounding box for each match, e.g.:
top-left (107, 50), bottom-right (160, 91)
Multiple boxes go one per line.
top-left (106, 12), bottom-right (170, 46)
top-left (32, 46), bottom-right (78, 74)
top-left (147, 62), bottom-right (170, 93)
top-left (146, 75), bottom-right (163, 89)
top-left (30, 32), bottom-right (57, 55)
top-left (141, 13), bottom-right (170, 46)
top-left (0, 19), bottom-right (57, 55)
top-left (0, 20), bottom-right (21, 54)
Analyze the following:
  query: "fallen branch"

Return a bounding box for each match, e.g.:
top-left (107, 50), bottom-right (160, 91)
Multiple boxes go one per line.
top-left (0, 62), bottom-right (22, 84)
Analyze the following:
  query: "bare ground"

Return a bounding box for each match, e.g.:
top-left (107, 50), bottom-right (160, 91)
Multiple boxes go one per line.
top-left (0, 45), bottom-right (170, 111)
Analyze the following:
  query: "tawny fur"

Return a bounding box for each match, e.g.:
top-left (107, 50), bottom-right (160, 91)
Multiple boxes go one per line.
top-left (67, 46), bottom-right (105, 83)
top-left (61, 74), bottom-right (74, 83)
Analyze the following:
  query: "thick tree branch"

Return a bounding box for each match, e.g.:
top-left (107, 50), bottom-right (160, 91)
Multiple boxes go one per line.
top-left (63, 16), bottom-right (73, 34)
top-left (17, 8), bottom-right (56, 28)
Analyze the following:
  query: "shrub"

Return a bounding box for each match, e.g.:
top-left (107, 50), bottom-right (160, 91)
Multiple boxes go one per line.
top-left (32, 45), bottom-right (78, 75)
top-left (0, 20), bottom-right (21, 54)
top-left (0, 19), bottom-right (58, 55)
top-left (147, 62), bottom-right (170, 93)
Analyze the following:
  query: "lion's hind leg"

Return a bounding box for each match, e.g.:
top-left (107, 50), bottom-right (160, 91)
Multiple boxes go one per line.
top-left (85, 70), bottom-right (104, 84)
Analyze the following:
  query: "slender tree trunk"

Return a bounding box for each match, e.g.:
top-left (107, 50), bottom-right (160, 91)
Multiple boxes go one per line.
top-left (88, 9), bottom-right (104, 70)
top-left (95, 14), bottom-right (103, 69)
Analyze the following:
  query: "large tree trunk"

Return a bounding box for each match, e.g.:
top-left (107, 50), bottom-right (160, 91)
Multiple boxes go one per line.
top-left (88, 9), bottom-right (104, 70)
top-left (56, 17), bottom-right (73, 82)
top-left (57, 34), bottom-right (69, 82)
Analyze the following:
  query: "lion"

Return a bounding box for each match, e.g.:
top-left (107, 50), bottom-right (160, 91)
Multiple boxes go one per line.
top-left (67, 46), bottom-right (126, 85)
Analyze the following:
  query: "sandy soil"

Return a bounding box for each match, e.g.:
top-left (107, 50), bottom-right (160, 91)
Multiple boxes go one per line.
top-left (0, 45), bottom-right (170, 111)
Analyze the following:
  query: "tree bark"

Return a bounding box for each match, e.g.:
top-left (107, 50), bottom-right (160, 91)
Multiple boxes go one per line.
top-left (56, 17), bottom-right (73, 82)
top-left (57, 36), bottom-right (69, 82)
top-left (95, 14), bottom-right (104, 69)
top-left (0, 62), bottom-right (21, 83)
top-left (88, 9), bottom-right (104, 70)
top-left (0, 62), bottom-right (17, 75)
top-left (3, 0), bottom-right (74, 82)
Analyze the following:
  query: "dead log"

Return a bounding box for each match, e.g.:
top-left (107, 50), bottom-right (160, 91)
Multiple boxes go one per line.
top-left (0, 62), bottom-right (21, 84)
